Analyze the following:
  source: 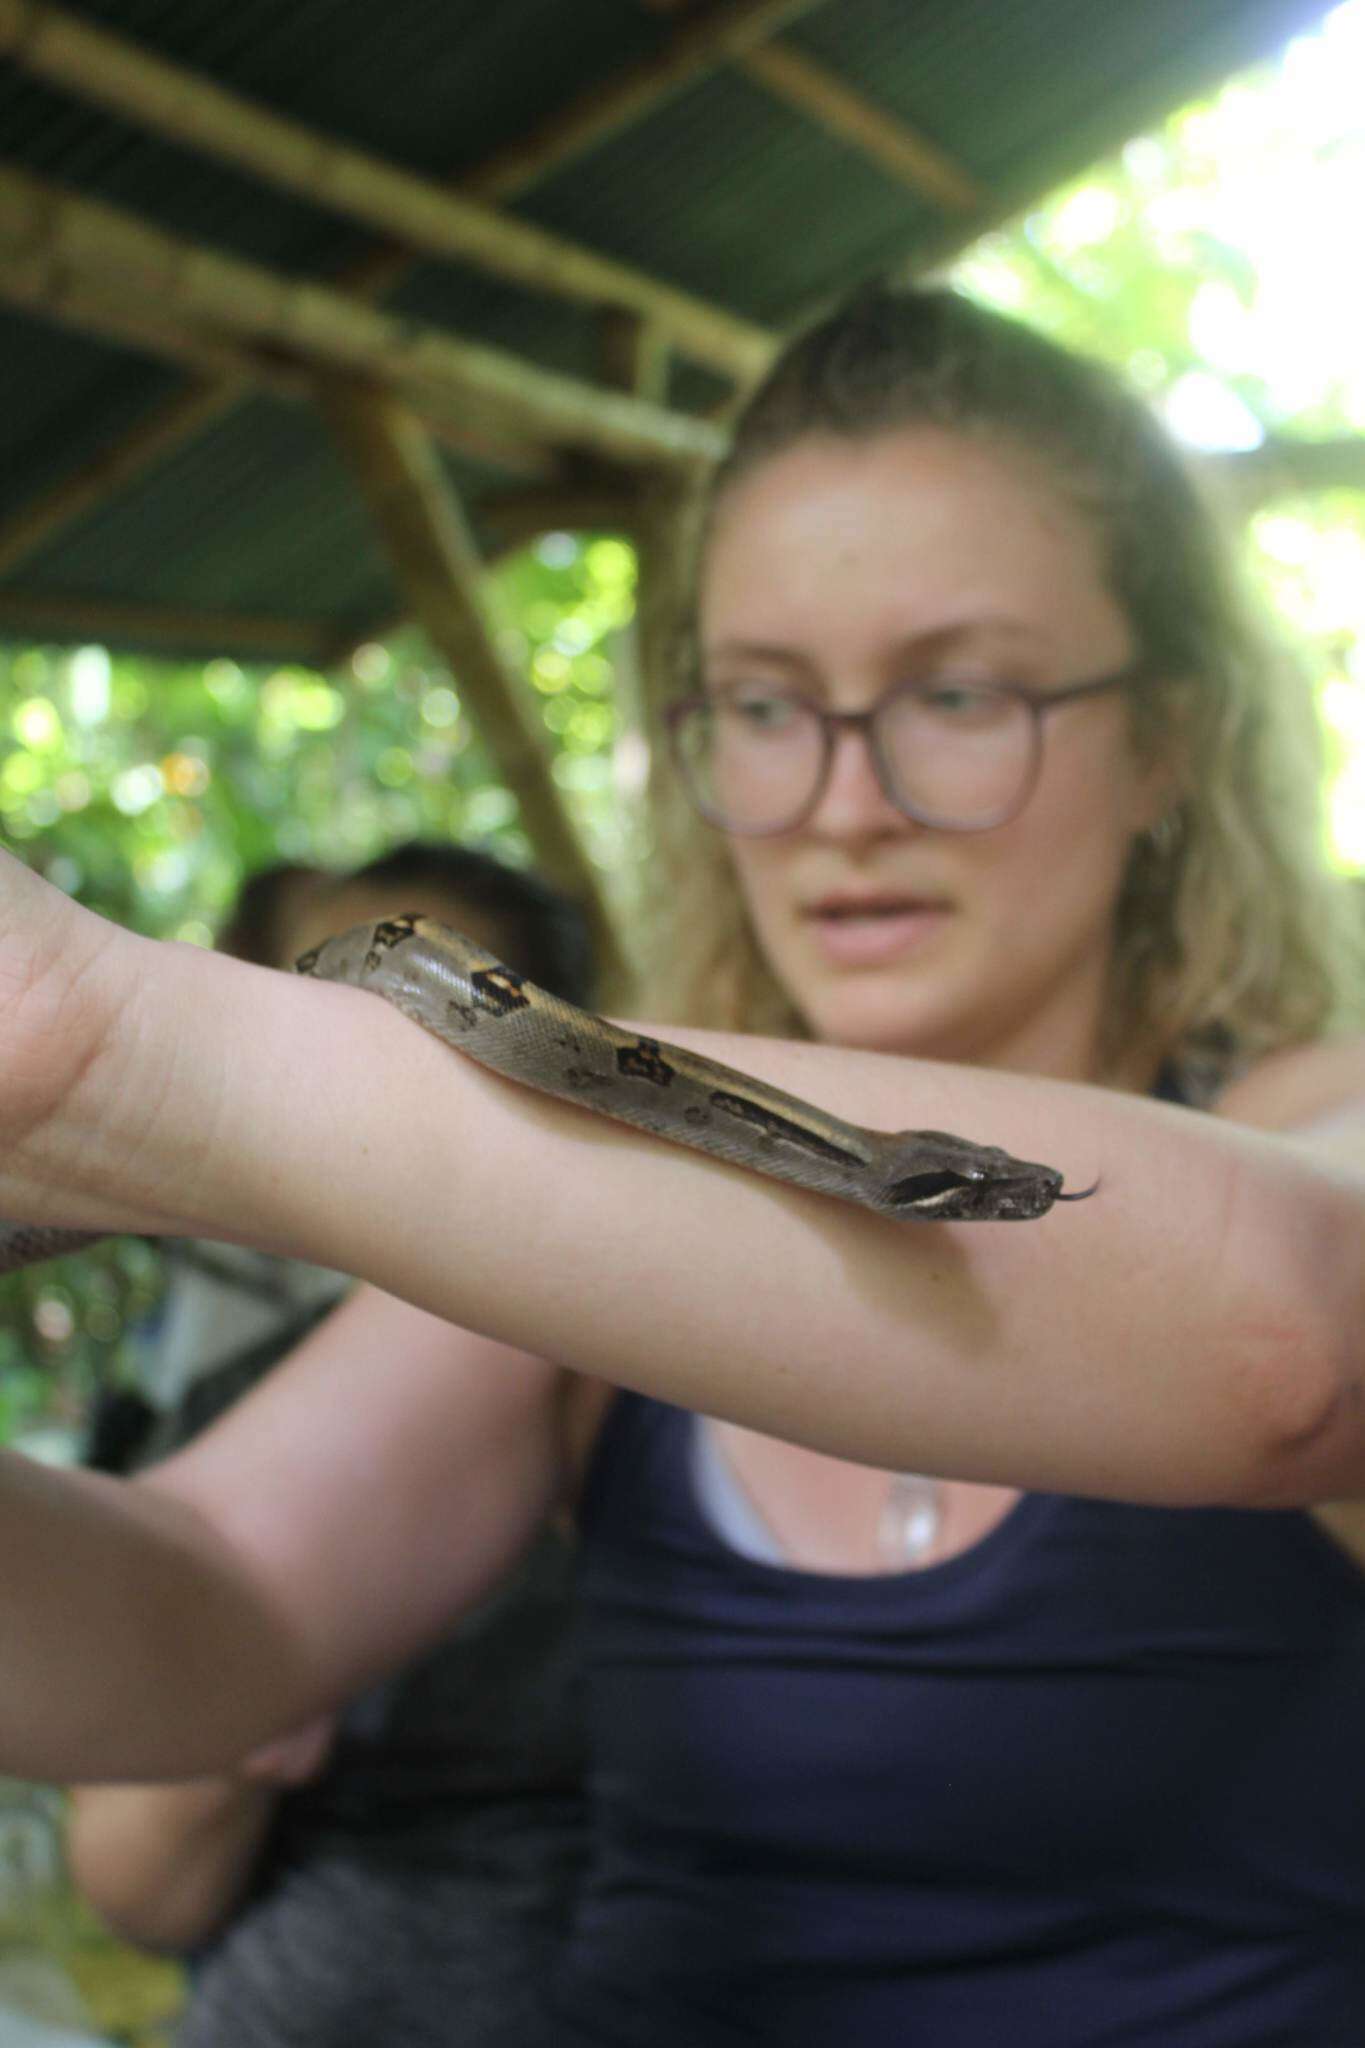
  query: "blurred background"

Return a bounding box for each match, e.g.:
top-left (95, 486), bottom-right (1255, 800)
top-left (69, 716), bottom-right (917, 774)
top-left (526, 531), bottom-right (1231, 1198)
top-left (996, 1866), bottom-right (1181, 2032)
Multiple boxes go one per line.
top-left (2, 1), bottom-right (1365, 2038)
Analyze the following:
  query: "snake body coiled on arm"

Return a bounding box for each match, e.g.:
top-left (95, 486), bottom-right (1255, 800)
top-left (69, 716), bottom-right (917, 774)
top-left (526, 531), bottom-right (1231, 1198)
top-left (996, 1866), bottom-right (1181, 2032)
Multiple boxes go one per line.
top-left (0, 914), bottom-right (1086, 1276)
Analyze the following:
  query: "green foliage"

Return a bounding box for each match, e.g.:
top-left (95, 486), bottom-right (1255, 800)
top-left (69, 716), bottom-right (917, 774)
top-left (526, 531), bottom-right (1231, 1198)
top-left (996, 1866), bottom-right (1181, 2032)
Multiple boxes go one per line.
top-left (0, 534), bottom-right (638, 933)
top-left (949, 18), bottom-right (1365, 870)
top-left (0, 1241), bottom-right (165, 1448)
top-left (0, 535), bottom-right (637, 1437)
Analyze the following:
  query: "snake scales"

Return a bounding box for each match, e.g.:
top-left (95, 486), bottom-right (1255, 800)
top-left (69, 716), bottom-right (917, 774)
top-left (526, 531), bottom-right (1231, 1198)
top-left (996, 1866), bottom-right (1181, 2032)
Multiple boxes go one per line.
top-left (0, 914), bottom-right (1087, 1275)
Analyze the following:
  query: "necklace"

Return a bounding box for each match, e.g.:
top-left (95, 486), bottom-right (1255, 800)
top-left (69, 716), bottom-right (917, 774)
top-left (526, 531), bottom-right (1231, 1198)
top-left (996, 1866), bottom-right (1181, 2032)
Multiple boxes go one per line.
top-left (878, 1472), bottom-right (942, 1564)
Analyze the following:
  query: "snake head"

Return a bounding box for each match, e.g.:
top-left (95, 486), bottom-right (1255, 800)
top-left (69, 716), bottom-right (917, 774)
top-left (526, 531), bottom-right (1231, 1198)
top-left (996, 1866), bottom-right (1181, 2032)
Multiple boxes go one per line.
top-left (879, 1130), bottom-right (1086, 1222)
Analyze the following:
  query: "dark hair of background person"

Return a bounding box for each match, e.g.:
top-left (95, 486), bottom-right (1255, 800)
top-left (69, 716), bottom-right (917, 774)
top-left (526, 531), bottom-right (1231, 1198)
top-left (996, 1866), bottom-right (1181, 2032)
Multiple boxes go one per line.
top-left (215, 861), bottom-right (319, 971)
top-left (219, 843), bottom-right (596, 1006)
top-left (351, 842), bottom-right (596, 1006)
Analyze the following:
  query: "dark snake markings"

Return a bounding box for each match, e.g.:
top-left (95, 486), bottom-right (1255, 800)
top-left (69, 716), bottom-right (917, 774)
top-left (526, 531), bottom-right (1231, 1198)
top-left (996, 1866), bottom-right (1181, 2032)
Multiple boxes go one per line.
top-left (367, 913), bottom-right (422, 974)
top-left (470, 967), bottom-right (532, 1017)
top-left (616, 1038), bottom-right (675, 1087)
top-left (709, 1089), bottom-right (865, 1167)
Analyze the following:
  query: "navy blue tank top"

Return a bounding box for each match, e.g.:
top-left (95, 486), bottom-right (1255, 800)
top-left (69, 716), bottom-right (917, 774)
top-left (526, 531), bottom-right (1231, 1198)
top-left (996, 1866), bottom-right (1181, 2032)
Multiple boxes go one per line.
top-left (554, 1392), bottom-right (1365, 2045)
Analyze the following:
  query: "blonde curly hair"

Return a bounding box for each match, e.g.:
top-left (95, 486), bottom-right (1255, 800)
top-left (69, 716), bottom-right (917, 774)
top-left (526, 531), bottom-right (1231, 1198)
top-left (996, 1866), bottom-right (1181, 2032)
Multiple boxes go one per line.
top-left (637, 285), bottom-right (1363, 1087)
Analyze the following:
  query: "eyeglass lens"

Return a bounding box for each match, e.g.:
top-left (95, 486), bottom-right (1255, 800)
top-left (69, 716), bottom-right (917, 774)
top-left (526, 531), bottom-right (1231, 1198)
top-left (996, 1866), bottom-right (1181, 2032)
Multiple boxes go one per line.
top-left (676, 687), bottom-right (1037, 832)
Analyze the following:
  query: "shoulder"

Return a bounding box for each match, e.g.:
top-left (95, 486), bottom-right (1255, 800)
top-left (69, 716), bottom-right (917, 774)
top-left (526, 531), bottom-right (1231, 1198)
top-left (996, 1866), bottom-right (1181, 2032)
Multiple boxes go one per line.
top-left (1210, 1035), bottom-right (1365, 1134)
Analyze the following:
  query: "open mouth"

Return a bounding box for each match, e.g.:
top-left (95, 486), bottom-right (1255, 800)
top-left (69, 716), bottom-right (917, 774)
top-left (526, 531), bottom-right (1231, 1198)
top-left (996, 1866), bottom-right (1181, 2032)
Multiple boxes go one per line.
top-left (804, 896), bottom-right (951, 965)
top-left (809, 897), bottom-right (945, 919)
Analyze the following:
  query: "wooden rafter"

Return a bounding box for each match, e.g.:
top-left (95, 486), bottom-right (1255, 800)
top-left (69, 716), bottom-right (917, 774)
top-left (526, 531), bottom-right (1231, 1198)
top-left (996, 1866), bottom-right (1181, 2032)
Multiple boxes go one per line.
top-left (737, 42), bottom-right (982, 215)
top-left (459, 0), bottom-right (827, 202)
top-left (0, 384), bottom-right (242, 585)
top-left (0, 166), bottom-right (728, 472)
top-left (5, 0), bottom-right (1343, 680)
top-left (626, 473), bottom-right (701, 1004)
top-left (317, 482), bottom-right (645, 675)
top-left (624, 0), bottom-right (981, 216)
top-left (2, 419), bottom-right (1354, 670)
top-left (1200, 436), bottom-right (1365, 510)
top-left (318, 377), bottom-right (620, 972)
top-left (0, 0), bottom-right (800, 591)
top-left (0, 588), bottom-right (331, 658)
top-left (0, 252), bottom-right (303, 398)
top-left (599, 310), bottom-right (673, 409)
top-left (0, 253), bottom-right (565, 513)
top-left (0, 0), bottom-right (770, 388)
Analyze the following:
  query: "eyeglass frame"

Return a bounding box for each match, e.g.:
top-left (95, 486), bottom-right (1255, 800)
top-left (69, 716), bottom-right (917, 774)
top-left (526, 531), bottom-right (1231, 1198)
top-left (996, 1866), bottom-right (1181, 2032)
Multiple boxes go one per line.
top-left (663, 658), bottom-right (1155, 838)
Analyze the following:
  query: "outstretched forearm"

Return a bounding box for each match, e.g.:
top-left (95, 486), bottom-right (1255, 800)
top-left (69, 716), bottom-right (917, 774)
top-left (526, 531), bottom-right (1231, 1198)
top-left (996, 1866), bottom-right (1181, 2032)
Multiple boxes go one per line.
top-left (5, 856), bottom-right (1360, 1506)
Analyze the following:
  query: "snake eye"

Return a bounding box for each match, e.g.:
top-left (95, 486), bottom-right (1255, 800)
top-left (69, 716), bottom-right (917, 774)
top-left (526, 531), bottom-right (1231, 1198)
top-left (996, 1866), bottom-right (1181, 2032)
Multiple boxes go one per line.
top-left (884, 1169), bottom-right (975, 1209)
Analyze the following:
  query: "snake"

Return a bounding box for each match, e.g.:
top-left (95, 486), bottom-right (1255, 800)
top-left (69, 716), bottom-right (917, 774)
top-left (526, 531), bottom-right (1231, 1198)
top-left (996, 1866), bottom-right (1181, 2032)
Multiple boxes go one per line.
top-left (0, 913), bottom-right (1090, 1276)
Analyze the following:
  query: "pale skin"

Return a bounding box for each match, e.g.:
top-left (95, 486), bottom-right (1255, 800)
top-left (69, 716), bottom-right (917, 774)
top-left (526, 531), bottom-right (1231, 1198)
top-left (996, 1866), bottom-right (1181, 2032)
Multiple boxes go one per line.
top-left (1, 427), bottom-right (1364, 1975)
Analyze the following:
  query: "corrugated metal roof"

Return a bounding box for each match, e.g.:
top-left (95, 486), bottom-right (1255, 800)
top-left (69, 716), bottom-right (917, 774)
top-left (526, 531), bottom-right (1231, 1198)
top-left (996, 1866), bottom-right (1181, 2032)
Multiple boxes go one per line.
top-left (0, 0), bottom-right (1333, 662)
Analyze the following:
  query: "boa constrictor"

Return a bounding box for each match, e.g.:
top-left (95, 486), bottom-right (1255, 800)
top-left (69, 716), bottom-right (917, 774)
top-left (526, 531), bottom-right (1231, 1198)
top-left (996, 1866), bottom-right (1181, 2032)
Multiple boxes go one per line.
top-left (0, 914), bottom-right (1090, 1275)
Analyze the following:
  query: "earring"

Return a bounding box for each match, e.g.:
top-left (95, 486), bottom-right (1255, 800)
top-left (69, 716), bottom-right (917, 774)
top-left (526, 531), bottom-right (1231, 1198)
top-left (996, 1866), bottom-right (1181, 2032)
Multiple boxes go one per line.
top-left (1146, 808), bottom-right (1183, 859)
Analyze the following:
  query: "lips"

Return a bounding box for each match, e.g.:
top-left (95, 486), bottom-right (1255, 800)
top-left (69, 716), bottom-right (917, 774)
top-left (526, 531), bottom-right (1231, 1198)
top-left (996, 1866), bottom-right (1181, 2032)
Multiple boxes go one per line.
top-left (803, 893), bottom-right (951, 968)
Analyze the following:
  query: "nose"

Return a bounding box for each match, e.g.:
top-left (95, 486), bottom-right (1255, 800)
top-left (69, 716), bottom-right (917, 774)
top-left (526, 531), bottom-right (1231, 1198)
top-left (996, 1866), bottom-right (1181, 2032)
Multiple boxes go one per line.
top-left (807, 721), bottom-right (916, 840)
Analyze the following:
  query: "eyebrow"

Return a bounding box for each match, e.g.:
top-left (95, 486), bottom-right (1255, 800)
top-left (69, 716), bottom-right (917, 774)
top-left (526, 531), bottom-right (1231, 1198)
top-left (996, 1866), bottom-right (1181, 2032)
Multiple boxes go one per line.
top-left (701, 618), bottom-right (1055, 674)
top-left (700, 641), bottom-right (815, 675)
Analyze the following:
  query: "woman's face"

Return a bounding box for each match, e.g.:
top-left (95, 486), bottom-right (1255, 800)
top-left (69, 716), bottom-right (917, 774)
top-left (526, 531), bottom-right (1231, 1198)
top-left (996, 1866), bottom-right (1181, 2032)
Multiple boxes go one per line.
top-left (697, 427), bottom-right (1169, 1079)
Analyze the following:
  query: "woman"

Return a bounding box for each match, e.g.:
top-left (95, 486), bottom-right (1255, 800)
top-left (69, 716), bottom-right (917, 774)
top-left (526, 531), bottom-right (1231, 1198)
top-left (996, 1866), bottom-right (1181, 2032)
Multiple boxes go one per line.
top-left (2, 286), bottom-right (1365, 2042)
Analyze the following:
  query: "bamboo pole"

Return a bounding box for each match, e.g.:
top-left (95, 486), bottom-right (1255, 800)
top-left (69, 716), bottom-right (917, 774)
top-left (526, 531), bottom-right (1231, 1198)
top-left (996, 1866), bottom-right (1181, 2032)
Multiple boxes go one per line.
top-left (0, 247), bottom-right (563, 492)
top-left (0, 0), bottom-right (772, 388)
top-left (623, 0), bottom-right (981, 218)
top-left (317, 378), bottom-right (621, 977)
top-left (0, 166), bottom-right (729, 473)
top-left (0, 0), bottom-right (791, 587)
top-left (631, 478), bottom-right (695, 745)
top-left (459, 0), bottom-right (826, 202)
top-left (623, 475), bottom-right (699, 1008)
top-left (0, 382), bottom-right (241, 583)
top-left (327, 316), bottom-right (663, 681)
top-left (0, 249), bottom-right (304, 396)
top-left (335, 0), bottom-right (816, 304)
top-left (1199, 436), bottom-right (1365, 511)
top-left (737, 41), bottom-right (982, 215)
top-left (316, 485), bottom-right (645, 677)
top-left (599, 310), bottom-right (672, 409)
top-left (478, 485), bottom-right (643, 554)
top-left (0, 588), bottom-right (330, 658)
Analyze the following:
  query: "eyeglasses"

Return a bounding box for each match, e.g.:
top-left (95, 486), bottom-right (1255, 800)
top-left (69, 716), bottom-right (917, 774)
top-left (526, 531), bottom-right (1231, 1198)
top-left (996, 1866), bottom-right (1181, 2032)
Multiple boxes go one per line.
top-left (664, 661), bottom-right (1150, 837)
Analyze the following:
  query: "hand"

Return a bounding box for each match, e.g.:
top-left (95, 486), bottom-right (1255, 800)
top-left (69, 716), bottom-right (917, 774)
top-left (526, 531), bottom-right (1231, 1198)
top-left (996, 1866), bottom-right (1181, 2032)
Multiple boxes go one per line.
top-left (0, 842), bottom-right (184, 1242)
top-left (0, 846), bottom-right (107, 1133)
top-left (0, 846), bottom-right (126, 1218)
